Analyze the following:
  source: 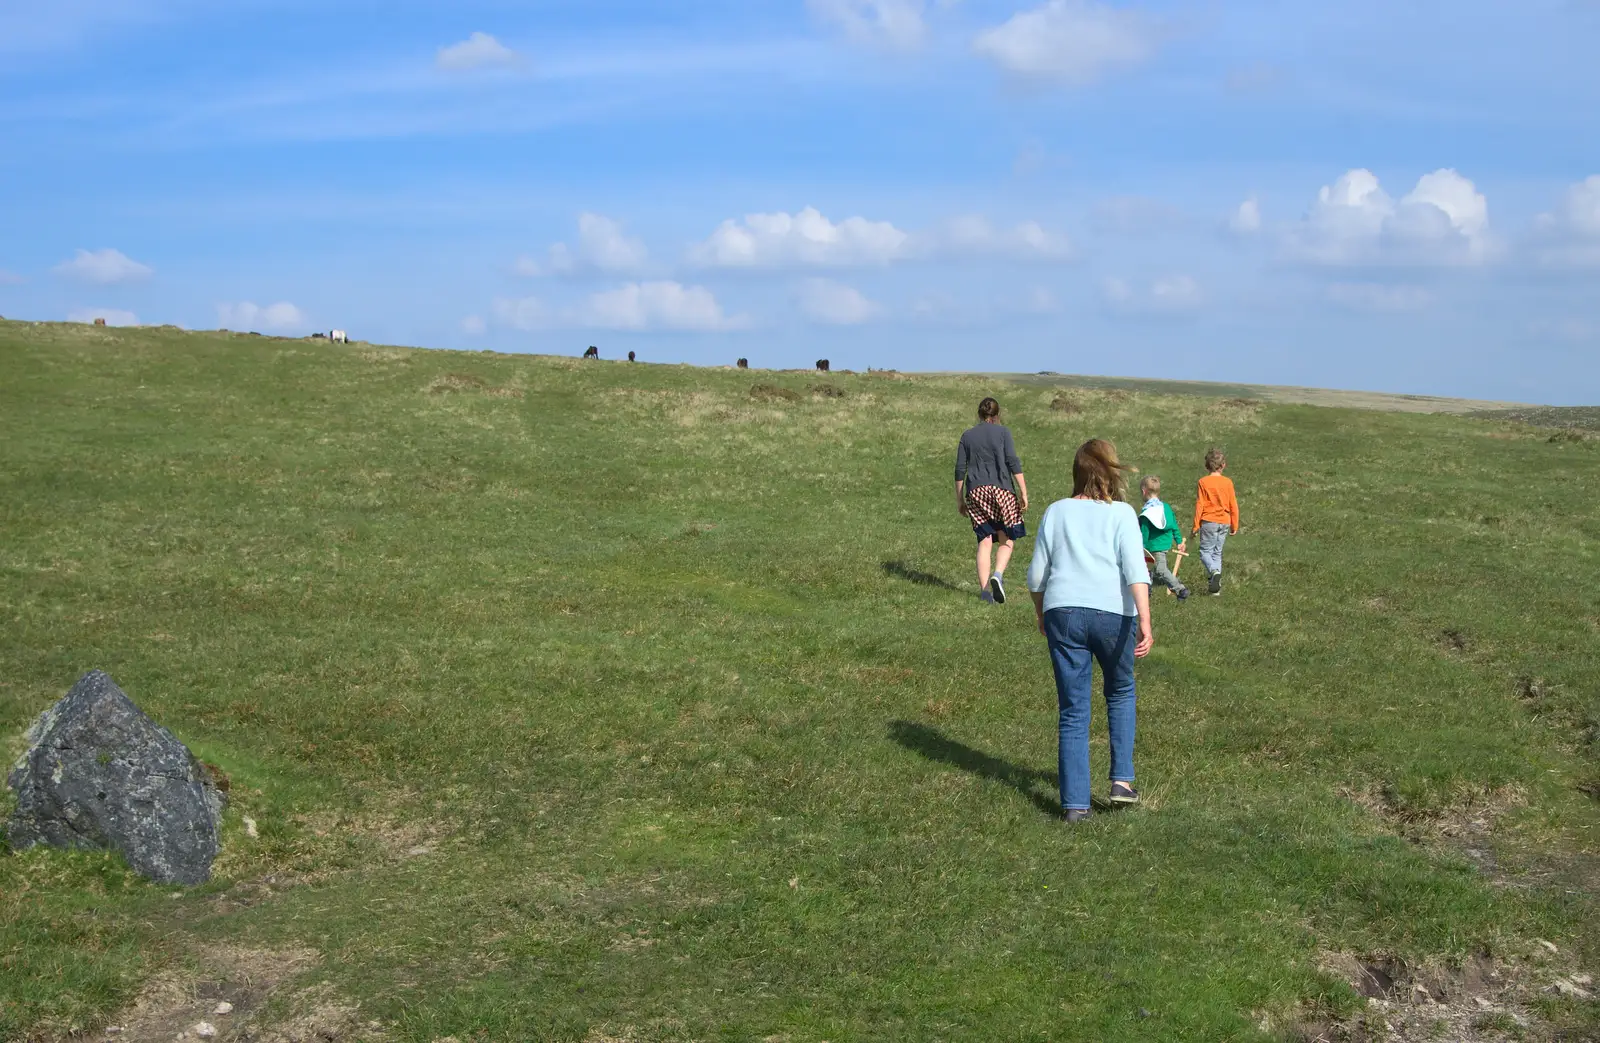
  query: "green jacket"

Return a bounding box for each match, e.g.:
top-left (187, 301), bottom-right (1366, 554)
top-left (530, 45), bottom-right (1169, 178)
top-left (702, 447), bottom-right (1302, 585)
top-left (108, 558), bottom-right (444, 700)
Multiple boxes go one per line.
top-left (1138, 499), bottom-right (1184, 553)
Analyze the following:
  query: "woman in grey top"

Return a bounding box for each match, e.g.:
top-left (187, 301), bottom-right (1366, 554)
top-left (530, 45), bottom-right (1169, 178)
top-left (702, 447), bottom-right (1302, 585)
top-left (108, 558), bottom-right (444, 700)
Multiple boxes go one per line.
top-left (954, 397), bottom-right (1030, 603)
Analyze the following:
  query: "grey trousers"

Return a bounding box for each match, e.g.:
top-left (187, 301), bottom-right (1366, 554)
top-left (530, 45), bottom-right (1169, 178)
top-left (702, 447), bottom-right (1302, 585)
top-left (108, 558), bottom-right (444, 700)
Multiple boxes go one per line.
top-left (1149, 550), bottom-right (1187, 595)
top-left (1198, 521), bottom-right (1229, 576)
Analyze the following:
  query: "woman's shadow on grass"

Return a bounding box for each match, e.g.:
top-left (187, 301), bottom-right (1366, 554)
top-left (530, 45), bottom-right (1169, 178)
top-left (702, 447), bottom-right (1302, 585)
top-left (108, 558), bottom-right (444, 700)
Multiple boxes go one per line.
top-left (881, 560), bottom-right (965, 594)
top-left (889, 720), bottom-right (1064, 817)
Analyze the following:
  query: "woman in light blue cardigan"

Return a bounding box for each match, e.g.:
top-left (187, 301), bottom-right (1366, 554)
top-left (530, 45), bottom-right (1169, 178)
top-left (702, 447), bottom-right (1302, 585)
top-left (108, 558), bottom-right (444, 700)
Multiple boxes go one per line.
top-left (1027, 439), bottom-right (1153, 823)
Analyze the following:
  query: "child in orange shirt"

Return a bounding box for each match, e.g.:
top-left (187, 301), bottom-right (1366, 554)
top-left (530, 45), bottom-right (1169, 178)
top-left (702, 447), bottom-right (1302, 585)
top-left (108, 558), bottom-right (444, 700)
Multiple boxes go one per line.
top-left (1192, 448), bottom-right (1239, 596)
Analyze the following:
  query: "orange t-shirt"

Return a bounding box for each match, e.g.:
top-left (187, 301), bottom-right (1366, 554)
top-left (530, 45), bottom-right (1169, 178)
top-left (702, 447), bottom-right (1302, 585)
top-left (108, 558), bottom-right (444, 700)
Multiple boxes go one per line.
top-left (1192, 473), bottom-right (1239, 533)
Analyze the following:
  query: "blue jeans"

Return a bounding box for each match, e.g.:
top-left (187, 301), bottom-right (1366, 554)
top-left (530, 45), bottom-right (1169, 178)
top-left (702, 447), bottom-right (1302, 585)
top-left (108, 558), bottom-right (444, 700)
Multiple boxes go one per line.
top-left (1198, 521), bottom-right (1228, 577)
top-left (1043, 607), bottom-right (1137, 811)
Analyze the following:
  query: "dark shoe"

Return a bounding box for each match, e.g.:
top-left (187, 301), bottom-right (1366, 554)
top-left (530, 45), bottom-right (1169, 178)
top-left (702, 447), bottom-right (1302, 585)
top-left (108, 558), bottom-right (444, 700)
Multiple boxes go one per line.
top-left (978, 590), bottom-right (996, 604)
top-left (1063, 809), bottom-right (1092, 823)
top-left (1176, 588), bottom-right (1190, 602)
top-left (1110, 782), bottom-right (1140, 805)
top-left (989, 574), bottom-right (1006, 604)
top-left (1208, 573), bottom-right (1222, 596)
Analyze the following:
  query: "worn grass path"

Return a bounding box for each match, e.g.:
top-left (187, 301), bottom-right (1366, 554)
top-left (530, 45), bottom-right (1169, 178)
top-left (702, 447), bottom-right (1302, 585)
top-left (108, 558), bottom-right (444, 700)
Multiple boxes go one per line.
top-left (1, 321), bottom-right (1596, 1041)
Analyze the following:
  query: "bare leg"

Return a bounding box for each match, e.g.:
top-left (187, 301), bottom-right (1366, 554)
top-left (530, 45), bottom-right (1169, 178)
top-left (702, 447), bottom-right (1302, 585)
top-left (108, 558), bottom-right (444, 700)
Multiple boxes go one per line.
top-left (975, 536), bottom-right (994, 589)
top-left (993, 533), bottom-right (1015, 578)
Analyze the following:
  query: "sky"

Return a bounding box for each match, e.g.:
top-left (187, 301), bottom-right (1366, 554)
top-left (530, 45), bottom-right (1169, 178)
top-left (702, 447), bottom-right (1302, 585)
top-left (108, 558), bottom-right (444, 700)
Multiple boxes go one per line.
top-left (1, 1), bottom-right (1598, 403)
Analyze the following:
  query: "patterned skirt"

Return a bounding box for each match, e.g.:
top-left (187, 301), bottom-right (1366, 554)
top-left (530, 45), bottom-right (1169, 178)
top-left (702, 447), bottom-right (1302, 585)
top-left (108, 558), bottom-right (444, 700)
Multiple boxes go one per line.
top-left (966, 485), bottom-right (1026, 541)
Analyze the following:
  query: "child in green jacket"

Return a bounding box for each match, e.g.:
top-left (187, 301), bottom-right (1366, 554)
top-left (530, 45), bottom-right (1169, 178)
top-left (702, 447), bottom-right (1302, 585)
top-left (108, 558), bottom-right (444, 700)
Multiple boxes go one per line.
top-left (1138, 476), bottom-right (1189, 601)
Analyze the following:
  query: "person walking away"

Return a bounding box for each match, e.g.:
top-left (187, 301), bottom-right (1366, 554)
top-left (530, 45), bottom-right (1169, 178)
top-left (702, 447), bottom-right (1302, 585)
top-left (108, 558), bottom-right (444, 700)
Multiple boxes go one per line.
top-left (954, 397), bottom-right (1030, 604)
top-left (1027, 439), bottom-right (1153, 822)
top-left (1138, 476), bottom-right (1189, 601)
top-left (1191, 448), bottom-right (1240, 596)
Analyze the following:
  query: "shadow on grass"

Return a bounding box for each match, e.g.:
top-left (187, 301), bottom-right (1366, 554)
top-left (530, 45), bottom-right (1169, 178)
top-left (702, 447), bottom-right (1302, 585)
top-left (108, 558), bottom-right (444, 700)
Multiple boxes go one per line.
top-left (889, 720), bottom-right (1061, 817)
top-left (881, 560), bottom-right (964, 594)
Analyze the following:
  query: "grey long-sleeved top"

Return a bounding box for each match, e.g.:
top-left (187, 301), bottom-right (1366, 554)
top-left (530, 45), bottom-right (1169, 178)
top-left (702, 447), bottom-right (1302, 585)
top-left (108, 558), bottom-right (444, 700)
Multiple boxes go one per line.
top-left (954, 422), bottom-right (1022, 495)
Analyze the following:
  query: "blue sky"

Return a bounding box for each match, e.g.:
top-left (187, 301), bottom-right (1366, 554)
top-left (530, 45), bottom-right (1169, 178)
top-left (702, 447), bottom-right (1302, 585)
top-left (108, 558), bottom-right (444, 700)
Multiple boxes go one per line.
top-left (2, 1), bottom-right (1598, 402)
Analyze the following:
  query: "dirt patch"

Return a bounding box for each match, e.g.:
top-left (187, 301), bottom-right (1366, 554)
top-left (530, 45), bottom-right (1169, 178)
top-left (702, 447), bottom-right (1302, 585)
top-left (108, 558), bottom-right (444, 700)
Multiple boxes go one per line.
top-left (90, 945), bottom-right (376, 1043)
top-left (1344, 782), bottom-right (1526, 882)
top-left (750, 384), bottom-right (800, 403)
top-left (1514, 676), bottom-right (1553, 702)
top-left (1297, 949), bottom-right (1593, 1042)
top-left (810, 383), bottom-right (846, 398)
top-left (1440, 629), bottom-right (1473, 654)
top-left (1050, 393), bottom-right (1082, 414)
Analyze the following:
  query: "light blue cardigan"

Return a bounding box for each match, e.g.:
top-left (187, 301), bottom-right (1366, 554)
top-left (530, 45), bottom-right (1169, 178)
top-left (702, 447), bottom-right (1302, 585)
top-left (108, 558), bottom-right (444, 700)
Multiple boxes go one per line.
top-left (1026, 498), bottom-right (1151, 617)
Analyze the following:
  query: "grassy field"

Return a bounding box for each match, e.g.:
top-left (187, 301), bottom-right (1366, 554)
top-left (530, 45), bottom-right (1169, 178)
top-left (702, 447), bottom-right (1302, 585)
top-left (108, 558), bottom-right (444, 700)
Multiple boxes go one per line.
top-left (1, 320), bottom-right (1596, 1042)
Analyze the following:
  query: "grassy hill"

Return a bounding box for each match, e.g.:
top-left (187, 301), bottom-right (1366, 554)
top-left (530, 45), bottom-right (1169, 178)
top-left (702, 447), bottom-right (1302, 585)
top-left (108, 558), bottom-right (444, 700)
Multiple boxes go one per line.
top-left (1, 320), bottom-right (1596, 1042)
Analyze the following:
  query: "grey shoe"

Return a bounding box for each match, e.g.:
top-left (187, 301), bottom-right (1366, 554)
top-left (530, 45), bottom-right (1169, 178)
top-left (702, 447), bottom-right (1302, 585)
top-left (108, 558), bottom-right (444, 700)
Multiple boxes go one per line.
top-left (1063, 809), bottom-right (1092, 823)
top-left (1109, 782), bottom-right (1140, 805)
top-left (989, 574), bottom-right (1006, 604)
top-left (979, 589), bottom-right (996, 604)
top-left (1208, 573), bottom-right (1222, 596)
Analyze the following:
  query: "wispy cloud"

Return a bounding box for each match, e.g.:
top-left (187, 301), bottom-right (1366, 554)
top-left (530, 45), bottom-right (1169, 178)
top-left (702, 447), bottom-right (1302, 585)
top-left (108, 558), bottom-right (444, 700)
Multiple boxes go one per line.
top-left (216, 301), bottom-right (307, 332)
top-left (808, 0), bottom-right (927, 50)
top-left (796, 278), bottom-right (882, 324)
top-left (494, 282), bottom-right (747, 332)
top-left (1532, 174), bottom-right (1600, 267)
top-left (1102, 274), bottom-right (1203, 315)
top-left (516, 213), bottom-right (649, 276)
top-left (1326, 282), bottom-right (1433, 313)
top-left (435, 32), bottom-right (523, 73)
top-left (53, 248), bottom-right (152, 284)
top-left (974, 0), bottom-right (1161, 84)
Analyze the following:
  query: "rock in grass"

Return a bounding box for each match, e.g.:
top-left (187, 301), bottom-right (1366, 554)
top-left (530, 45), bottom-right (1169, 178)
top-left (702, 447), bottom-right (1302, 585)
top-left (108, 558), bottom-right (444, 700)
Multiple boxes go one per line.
top-left (6, 670), bottom-right (226, 885)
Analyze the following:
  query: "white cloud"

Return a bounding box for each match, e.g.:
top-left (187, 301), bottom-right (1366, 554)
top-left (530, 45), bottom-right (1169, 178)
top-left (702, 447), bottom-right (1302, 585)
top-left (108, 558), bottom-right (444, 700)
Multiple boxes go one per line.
top-left (935, 216), bottom-right (1073, 259)
top-left (493, 296), bottom-right (548, 331)
top-left (690, 207), bottom-right (1068, 268)
top-left (495, 283), bottom-right (745, 332)
top-left (580, 282), bottom-right (744, 331)
top-left (53, 248), bottom-right (152, 285)
top-left (1529, 317), bottom-right (1599, 343)
top-left (1092, 195), bottom-right (1183, 235)
top-left (1023, 286), bottom-right (1060, 313)
top-left (216, 301), bottom-right (307, 332)
top-left (973, 0), bottom-right (1159, 84)
top-left (1533, 175), bottom-right (1600, 266)
top-left (517, 213), bottom-right (648, 276)
top-left (691, 207), bottom-right (911, 268)
top-left (67, 308), bottom-right (139, 326)
top-left (1289, 168), bottom-right (1493, 266)
top-left (1229, 197), bottom-right (1262, 235)
top-left (0, 270), bottom-right (24, 284)
top-left (460, 315), bottom-right (487, 335)
top-left (808, 0), bottom-right (927, 49)
top-left (796, 278), bottom-right (882, 325)
top-left (436, 32), bottom-right (522, 72)
top-left (1326, 282), bottom-right (1433, 313)
top-left (1102, 274), bottom-right (1202, 315)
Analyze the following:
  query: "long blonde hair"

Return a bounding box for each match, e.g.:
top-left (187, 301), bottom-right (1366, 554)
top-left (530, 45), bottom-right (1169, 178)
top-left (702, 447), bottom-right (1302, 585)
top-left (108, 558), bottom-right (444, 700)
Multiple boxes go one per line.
top-left (1072, 439), bottom-right (1128, 503)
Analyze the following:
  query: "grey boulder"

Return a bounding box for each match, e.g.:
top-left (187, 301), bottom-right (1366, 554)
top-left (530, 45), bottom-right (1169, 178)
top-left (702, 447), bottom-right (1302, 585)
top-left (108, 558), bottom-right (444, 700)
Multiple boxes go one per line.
top-left (7, 670), bottom-right (226, 885)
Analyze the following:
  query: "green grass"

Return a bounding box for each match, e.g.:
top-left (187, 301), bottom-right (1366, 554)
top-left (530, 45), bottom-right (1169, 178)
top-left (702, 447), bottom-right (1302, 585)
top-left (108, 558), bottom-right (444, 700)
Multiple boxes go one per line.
top-left (1, 320), bottom-right (1596, 1041)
